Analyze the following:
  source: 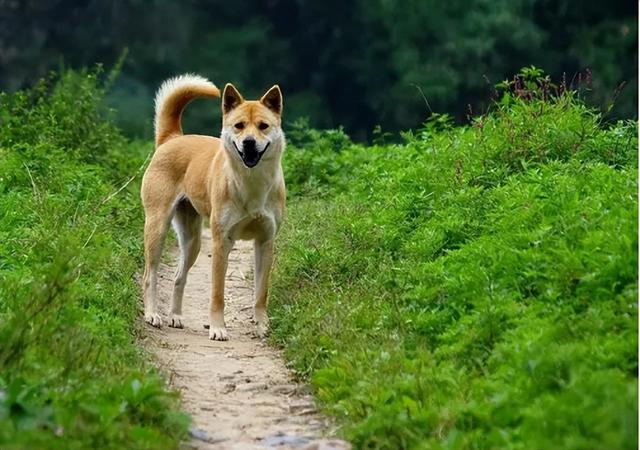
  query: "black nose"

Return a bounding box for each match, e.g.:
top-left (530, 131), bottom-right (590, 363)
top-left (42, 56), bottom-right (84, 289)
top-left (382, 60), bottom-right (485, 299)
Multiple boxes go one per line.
top-left (242, 137), bottom-right (256, 149)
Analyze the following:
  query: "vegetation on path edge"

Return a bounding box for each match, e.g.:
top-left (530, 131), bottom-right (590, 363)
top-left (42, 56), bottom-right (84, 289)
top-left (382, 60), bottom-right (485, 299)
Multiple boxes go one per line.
top-left (272, 69), bottom-right (638, 449)
top-left (0, 70), bottom-right (189, 449)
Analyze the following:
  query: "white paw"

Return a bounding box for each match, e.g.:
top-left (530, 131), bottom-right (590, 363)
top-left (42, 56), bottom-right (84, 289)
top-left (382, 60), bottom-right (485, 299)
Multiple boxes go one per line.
top-left (209, 326), bottom-right (229, 341)
top-left (256, 321), bottom-right (269, 338)
top-left (254, 309), bottom-right (269, 338)
top-left (169, 315), bottom-right (183, 328)
top-left (144, 312), bottom-right (163, 328)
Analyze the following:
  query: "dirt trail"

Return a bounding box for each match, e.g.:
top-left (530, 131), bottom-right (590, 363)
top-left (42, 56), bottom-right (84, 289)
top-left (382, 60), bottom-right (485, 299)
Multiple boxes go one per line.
top-left (145, 228), bottom-right (334, 450)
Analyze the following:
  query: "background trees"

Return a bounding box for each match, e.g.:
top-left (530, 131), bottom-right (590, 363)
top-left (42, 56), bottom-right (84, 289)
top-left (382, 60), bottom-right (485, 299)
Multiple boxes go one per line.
top-left (0, 0), bottom-right (636, 139)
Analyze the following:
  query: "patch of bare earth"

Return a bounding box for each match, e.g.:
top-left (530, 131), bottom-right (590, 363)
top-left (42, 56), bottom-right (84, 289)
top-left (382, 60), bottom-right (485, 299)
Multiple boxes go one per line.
top-left (144, 228), bottom-right (348, 450)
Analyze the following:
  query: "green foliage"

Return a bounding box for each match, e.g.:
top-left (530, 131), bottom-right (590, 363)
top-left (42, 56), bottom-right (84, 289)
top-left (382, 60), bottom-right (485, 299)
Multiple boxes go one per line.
top-left (273, 85), bottom-right (638, 448)
top-left (0, 71), bottom-right (188, 448)
top-left (0, 0), bottom-right (636, 138)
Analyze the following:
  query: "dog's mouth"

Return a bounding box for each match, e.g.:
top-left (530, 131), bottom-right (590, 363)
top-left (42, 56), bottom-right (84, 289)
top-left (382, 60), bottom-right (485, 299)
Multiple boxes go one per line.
top-left (233, 141), bottom-right (270, 168)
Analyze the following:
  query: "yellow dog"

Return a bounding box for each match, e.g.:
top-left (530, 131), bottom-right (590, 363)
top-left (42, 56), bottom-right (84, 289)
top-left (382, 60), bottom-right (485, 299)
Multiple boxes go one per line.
top-left (141, 75), bottom-right (285, 340)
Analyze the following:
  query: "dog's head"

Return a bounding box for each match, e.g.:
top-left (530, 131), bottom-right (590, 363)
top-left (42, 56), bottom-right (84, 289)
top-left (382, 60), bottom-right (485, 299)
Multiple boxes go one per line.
top-left (220, 84), bottom-right (284, 169)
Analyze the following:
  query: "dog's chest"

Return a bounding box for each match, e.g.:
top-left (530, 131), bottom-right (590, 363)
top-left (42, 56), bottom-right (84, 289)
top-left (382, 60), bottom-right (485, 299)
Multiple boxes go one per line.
top-left (221, 168), bottom-right (282, 241)
top-left (242, 193), bottom-right (269, 218)
top-left (222, 191), bottom-right (277, 241)
top-left (224, 205), bottom-right (275, 241)
top-left (234, 172), bottom-right (272, 216)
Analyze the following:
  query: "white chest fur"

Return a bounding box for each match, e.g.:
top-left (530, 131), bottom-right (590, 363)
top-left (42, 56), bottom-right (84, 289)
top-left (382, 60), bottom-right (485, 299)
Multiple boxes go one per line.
top-left (220, 163), bottom-right (281, 241)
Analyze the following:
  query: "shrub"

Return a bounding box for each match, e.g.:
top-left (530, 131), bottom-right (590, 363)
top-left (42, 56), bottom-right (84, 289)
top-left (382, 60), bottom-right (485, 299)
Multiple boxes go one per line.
top-left (0, 69), bottom-right (188, 449)
top-left (273, 72), bottom-right (638, 449)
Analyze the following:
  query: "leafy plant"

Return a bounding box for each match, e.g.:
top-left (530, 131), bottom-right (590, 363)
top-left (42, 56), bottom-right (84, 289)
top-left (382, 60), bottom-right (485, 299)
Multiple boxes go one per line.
top-left (0, 70), bottom-right (188, 449)
top-left (273, 74), bottom-right (638, 449)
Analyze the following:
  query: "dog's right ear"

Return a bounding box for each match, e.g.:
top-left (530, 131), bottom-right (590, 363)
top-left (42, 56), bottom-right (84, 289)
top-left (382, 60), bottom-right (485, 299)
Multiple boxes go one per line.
top-left (222, 83), bottom-right (244, 114)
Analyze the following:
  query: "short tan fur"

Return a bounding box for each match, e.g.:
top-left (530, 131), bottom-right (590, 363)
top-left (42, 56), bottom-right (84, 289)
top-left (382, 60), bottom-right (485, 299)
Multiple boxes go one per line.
top-left (141, 74), bottom-right (286, 340)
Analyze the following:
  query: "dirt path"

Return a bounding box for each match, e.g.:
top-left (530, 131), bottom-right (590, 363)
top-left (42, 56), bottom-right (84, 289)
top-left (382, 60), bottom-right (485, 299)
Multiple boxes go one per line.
top-left (145, 228), bottom-right (337, 450)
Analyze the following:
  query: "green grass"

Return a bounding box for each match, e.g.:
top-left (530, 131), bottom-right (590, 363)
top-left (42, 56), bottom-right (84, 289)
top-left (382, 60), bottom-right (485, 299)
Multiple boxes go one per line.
top-left (0, 70), bottom-right (188, 449)
top-left (271, 74), bottom-right (638, 449)
top-left (0, 67), bottom-right (635, 450)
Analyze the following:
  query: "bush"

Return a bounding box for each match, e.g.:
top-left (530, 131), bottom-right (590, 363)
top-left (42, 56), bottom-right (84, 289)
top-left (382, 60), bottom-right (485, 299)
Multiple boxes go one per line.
top-left (273, 74), bottom-right (638, 449)
top-left (0, 69), bottom-right (188, 449)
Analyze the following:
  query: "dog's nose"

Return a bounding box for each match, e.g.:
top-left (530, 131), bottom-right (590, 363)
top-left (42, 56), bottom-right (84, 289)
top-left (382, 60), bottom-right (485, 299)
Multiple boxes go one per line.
top-left (242, 137), bottom-right (256, 149)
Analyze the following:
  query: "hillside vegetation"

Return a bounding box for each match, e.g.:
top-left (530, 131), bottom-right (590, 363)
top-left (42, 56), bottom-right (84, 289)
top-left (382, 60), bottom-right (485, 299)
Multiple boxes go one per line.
top-left (0, 71), bottom-right (188, 449)
top-left (0, 68), bottom-right (636, 450)
top-left (272, 71), bottom-right (638, 449)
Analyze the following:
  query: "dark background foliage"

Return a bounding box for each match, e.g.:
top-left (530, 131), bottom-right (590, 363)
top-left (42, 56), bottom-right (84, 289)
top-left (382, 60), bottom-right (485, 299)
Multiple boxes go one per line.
top-left (0, 0), bottom-right (636, 140)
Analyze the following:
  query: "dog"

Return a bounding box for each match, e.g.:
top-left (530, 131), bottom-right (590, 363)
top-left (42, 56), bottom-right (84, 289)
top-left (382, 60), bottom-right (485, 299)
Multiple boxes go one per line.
top-left (140, 74), bottom-right (286, 340)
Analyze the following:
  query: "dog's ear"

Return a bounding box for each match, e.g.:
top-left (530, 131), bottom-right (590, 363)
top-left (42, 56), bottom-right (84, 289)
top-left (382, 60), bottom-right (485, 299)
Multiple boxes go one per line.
top-left (222, 83), bottom-right (244, 114)
top-left (260, 85), bottom-right (283, 115)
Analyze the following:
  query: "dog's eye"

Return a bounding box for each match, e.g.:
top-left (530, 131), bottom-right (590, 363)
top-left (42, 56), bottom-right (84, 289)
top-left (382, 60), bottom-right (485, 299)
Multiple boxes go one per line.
top-left (258, 122), bottom-right (269, 131)
top-left (234, 122), bottom-right (245, 130)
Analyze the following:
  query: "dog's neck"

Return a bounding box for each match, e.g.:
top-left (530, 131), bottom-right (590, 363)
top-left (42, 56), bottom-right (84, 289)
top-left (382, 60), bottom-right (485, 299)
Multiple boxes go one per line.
top-left (223, 145), bottom-right (283, 215)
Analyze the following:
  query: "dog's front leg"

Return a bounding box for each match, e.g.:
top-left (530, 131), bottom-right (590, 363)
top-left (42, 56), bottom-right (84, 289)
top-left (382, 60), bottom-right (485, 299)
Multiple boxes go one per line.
top-left (209, 226), bottom-right (232, 340)
top-left (254, 238), bottom-right (274, 338)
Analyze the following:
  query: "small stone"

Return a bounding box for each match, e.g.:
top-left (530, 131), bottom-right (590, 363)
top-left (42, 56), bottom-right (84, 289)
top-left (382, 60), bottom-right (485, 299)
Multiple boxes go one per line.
top-left (262, 433), bottom-right (312, 447)
top-left (189, 428), bottom-right (208, 441)
top-left (222, 383), bottom-right (236, 393)
top-left (236, 382), bottom-right (268, 392)
top-left (289, 399), bottom-right (316, 414)
top-left (272, 384), bottom-right (297, 395)
top-left (302, 439), bottom-right (352, 450)
top-left (188, 428), bottom-right (228, 445)
top-left (294, 385), bottom-right (313, 396)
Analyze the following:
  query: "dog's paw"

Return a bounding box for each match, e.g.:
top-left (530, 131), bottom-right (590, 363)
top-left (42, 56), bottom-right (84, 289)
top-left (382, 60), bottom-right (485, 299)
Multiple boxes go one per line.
top-left (144, 312), bottom-right (163, 328)
top-left (254, 308), bottom-right (269, 338)
top-left (209, 326), bottom-right (229, 341)
top-left (256, 321), bottom-right (269, 339)
top-left (168, 315), bottom-right (183, 328)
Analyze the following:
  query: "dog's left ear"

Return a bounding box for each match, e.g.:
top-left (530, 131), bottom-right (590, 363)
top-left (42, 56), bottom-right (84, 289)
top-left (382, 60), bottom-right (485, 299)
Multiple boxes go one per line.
top-left (260, 85), bottom-right (283, 115)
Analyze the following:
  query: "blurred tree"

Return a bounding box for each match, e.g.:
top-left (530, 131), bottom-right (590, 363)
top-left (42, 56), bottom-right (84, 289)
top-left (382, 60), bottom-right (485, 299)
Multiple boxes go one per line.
top-left (0, 0), bottom-right (636, 139)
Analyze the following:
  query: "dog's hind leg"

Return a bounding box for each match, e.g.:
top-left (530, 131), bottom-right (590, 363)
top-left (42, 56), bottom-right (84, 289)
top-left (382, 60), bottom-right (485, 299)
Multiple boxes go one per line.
top-left (141, 182), bottom-right (177, 328)
top-left (169, 198), bottom-right (202, 328)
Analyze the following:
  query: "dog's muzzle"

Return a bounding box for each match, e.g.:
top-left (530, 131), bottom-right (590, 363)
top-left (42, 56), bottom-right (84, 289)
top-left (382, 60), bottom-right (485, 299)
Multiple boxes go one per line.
top-left (234, 139), bottom-right (270, 168)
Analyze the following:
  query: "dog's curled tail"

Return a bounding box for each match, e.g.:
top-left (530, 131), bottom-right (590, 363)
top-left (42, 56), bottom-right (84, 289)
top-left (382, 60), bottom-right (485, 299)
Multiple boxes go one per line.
top-left (154, 74), bottom-right (220, 147)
